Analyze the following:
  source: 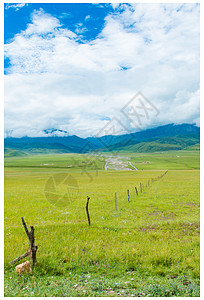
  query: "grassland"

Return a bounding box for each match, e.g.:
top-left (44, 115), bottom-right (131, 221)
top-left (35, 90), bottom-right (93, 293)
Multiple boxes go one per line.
top-left (4, 150), bottom-right (200, 296)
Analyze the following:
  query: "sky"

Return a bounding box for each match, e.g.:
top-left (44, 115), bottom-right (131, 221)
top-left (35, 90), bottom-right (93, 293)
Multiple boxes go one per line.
top-left (4, 3), bottom-right (200, 138)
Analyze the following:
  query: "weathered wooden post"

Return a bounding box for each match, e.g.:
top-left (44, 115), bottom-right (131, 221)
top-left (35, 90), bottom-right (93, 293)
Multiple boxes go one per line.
top-left (86, 196), bottom-right (91, 225)
top-left (127, 189), bottom-right (130, 202)
top-left (21, 217), bottom-right (38, 268)
top-left (135, 186), bottom-right (138, 196)
top-left (115, 192), bottom-right (117, 211)
top-left (29, 226), bottom-right (37, 266)
top-left (11, 217), bottom-right (38, 268)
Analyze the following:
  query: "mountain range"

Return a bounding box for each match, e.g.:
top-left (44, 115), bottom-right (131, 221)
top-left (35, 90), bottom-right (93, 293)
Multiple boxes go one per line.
top-left (4, 123), bottom-right (200, 157)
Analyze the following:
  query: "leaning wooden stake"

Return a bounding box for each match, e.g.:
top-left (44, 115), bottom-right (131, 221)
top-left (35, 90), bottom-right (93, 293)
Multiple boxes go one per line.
top-left (10, 250), bottom-right (30, 265)
top-left (135, 187), bottom-right (138, 196)
top-left (11, 217), bottom-right (38, 268)
top-left (86, 196), bottom-right (91, 225)
top-left (115, 192), bottom-right (117, 211)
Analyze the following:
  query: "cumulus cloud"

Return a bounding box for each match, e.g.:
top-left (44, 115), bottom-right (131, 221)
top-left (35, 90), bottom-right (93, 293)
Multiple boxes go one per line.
top-left (4, 4), bottom-right (200, 137)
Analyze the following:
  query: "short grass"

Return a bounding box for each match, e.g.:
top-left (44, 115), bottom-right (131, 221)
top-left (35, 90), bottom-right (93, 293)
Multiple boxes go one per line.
top-left (4, 151), bottom-right (200, 296)
top-left (127, 150), bottom-right (200, 170)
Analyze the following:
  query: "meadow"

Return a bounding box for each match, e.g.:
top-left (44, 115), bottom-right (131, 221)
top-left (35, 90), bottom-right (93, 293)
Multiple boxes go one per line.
top-left (4, 150), bottom-right (200, 296)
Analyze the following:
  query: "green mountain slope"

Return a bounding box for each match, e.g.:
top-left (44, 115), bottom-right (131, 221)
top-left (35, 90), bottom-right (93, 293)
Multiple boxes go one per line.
top-left (4, 124), bottom-right (200, 155)
top-left (184, 143), bottom-right (200, 151)
top-left (112, 135), bottom-right (200, 153)
top-left (4, 148), bottom-right (28, 157)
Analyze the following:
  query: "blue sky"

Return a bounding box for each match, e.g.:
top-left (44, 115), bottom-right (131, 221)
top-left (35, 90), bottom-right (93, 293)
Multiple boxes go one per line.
top-left (4, 3), bottom-right (200, 137)
top-left (4, 3), bottom-right (114, 70)
top-left (4, 3), bottom-right (114, 47)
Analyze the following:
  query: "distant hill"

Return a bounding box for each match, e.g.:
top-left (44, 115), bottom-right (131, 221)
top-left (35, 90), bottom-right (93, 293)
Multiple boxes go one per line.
top-left (4, 148), bottom-right (28, 157)
top-left (4, 135), bottom-right (88, 155)
top-left (4, 123), bottom-right (200, 156)
top-left (184, 143), bottom-right (200, 151)
top-left (92, 123), bottom-right (200, 148)
top-left (113, 135), bottom-right (199, 153)
top-left (106, 133), bottom-right (200, 153)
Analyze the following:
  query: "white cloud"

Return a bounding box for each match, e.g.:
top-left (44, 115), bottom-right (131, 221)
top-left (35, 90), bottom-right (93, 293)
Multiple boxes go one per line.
top-left (25, 8), bottom-right (62, 35)
top-left (75, 22), bottom-right (88, 35)
top-left (111, 3), bottom-right (120, 10)
top-left (85, 15), bottom-right (91, 21)
top-left (59, 12), bottom-right (72, 20)
top-left (5, 3), bottom-right (27, 11)
top-left (4, 4), bottom-right (200, 137)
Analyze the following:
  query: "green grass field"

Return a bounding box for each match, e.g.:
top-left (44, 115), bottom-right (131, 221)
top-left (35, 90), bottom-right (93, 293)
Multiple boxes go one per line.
top-left (4, 150), bottom-right (200, 296)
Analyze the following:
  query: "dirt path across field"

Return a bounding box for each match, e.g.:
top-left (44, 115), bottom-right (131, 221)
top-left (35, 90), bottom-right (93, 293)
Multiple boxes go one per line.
top-left (104, 156), bottom-right (138, 171)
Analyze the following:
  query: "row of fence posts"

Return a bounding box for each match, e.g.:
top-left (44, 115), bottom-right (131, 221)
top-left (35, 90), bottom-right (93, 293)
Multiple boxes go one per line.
top-left (11, 172), bottom-right (168, 268)
top-left (86, 170), bottom-right (168, 225)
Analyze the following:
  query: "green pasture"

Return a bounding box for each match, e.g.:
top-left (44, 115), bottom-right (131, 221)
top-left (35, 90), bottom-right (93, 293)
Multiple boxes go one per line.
top-left (127, 150), bottom-right (200, 170)
top-left (4, 151), bottom-right (200, 296)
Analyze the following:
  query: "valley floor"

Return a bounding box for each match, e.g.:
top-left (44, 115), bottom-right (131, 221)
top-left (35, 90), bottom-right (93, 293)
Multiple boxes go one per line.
top-left (4, 150), bottom-right (200, 296)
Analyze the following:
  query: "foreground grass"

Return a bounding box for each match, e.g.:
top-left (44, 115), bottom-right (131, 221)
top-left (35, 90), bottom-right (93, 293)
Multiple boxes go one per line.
top-left (4, 270), bottom-right (199, 297)
top-left (4, 151), bottom-right (200, 296)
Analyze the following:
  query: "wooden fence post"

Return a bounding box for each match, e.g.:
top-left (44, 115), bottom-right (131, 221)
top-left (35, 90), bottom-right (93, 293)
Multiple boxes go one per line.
top-left (86, 196), bottom-right (91, 225)
top-left (140, 183), bottom-right (142, 193)
top-left (127, 189), bottom-right (130, 202)
top-left (21, 217), bottom-right (38, 268)
top-left (135, 187), bottom-right (138, 196)
top-left (10, 217), bottom-right (38, 268)
top-left (29, 226), bottom-right (37, 266)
